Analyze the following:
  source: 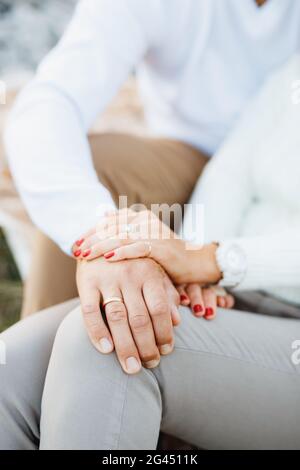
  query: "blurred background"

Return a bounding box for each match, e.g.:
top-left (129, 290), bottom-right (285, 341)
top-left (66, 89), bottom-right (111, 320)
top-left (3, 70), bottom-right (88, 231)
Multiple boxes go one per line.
top-left (0, 0), bottom-right (76, 330)
top-left (0, 0), bottom-right (145, 331)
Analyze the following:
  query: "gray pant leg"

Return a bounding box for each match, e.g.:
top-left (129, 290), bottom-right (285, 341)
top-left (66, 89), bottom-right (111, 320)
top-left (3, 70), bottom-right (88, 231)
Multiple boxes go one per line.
top-left (40, 305), bottom-right (300, 450)
top-left (39, 306), bottom-right (162, 450)
top-left (157, 307), bottom-right (300, 449)
top-left (0, 299), bottom-right (79, 450)
top-left (1, 301), bottom-right (300, 450)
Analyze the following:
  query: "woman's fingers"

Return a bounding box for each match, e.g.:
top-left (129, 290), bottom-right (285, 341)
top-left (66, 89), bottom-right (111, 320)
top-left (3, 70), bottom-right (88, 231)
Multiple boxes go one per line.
top-left (186, 284), bottom-right (205, 317)
top-left (77, 237), bottom-right (133, 261)
top-left (225, 294), bottom-right (235, 309)
top-left (78, 282), bottom-right (114, 355)
top-left (103, 241), bottom-right (153, 262)
top-left (101, 288), bottom-right (142, 375)
top-left (177, 284), bottom-right (190, 306)
top-left (217, 296), bottom-right (226, 308)
top-left (203, 288), bottom-right (218, 320)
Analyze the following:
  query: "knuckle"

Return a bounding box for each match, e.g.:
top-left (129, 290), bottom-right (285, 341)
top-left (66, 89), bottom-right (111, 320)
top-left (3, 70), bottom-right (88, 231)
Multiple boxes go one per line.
top-left (151, 300), bottom-right (170, 318)
top-left (106, 305), bottom-right (127, 324)
top-left (130, 314), bottom-right (151, 331)
top-left (82, 304), bottom-right (99, 316)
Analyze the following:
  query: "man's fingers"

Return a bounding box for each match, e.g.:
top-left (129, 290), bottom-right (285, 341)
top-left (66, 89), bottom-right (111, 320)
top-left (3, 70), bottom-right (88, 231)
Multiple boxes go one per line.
top-left (203, 287), bottom-right (218, 320)
top-left (78, 282), bottom-right (114, 354)
top-left (143, 278), bottom-right (174, 356)
top-left (102, 288), bottom-right (142, 375)
top-left (186, 283), bottom-right (205, 317)
top-left (123, 289), bottom-right (160, 369)
top-left (164, 276), bottom-right (181, 326)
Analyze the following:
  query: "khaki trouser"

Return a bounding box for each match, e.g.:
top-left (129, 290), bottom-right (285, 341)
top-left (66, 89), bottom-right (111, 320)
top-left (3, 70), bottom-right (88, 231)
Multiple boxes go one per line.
top-left (22, 133), bottom-right (208, 316)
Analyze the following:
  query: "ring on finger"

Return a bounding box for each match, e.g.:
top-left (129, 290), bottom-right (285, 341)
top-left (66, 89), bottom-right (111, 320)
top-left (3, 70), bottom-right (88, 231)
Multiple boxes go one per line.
top-left (102, 297), bottom-right (124, 309)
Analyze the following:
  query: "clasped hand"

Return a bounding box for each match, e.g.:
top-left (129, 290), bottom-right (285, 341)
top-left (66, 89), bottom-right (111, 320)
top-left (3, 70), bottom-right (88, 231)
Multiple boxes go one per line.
top-left (74, 209), bottom-right (234, 374)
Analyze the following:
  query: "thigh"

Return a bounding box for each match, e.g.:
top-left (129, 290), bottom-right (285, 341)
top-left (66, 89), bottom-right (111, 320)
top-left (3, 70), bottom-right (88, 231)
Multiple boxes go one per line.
top-left (89, 133), bottom-right (208, 210)
top-left (156, 307), bottom-right (300, 450)
top-left (40, 306), bottom-right (162, 450)
top-left (22, 230), bottom-right (78, 317)
top-left (0, 298), bottom-right (79, 449)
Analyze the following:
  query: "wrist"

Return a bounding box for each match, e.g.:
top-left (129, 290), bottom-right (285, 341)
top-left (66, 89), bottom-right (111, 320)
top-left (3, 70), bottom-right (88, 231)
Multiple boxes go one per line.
top-left (189, 243), bottom-right (222, 285)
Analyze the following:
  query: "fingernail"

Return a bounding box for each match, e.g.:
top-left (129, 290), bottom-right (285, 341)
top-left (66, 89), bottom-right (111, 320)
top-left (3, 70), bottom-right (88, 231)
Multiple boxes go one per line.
top-left (144, 359), bottom-right (160, 369)
top-left (160, 344), bottom-right (173, 355)
top-left (125, 357), bottom-right (141, 374)
top-left (180, 294), bottom-right (188, 302)
top-left (205, 307), bottom-right (214, 318)
top-left (74, 250), bottom-right (81, 257)
top-left (104, 251), bottom-right (115, 259)
top-left (82, 249), bottom-right (91, 258)
top-left (99, 338), bottom-right (113, 354)
top-left (193, 304), bottom-right (203, 315)
top-left (75, 238), bottom-right (84, 247)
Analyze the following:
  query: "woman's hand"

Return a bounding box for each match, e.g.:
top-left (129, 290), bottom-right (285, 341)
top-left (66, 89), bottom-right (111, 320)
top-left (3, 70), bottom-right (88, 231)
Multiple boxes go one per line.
top-left (72, 209), bottom-right (222, 286)
top-left (177, 284), bottom-right (235, 320)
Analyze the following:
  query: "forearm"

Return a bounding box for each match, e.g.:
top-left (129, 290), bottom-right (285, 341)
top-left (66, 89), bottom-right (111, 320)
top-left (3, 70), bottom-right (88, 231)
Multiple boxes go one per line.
top-left (4, 0), bottom-right (163, 253)
top-left (5, 87), bottom-right (115, 254)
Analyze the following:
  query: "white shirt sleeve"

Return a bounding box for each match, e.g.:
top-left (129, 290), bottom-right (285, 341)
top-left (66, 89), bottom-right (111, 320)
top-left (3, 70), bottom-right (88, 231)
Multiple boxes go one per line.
top-left (4, 0), bottom-right (164, 254)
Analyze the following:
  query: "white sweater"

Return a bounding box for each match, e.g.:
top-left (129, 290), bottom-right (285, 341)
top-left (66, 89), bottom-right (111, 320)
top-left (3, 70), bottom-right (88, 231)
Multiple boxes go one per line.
top-left (4, 0), bottom-right (300, 254)
top-left (183, 55), bottom-right (300, 305)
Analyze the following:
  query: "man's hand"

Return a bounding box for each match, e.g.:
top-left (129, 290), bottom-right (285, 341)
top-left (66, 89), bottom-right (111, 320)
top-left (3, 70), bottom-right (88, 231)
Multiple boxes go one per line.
top-left (76, 257), bottom-right (180, 375)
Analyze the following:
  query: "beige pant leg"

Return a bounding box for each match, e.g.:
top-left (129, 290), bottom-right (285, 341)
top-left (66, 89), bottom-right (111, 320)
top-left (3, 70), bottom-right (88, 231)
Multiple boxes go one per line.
top-left (22, 134), bottom-right (208, 317)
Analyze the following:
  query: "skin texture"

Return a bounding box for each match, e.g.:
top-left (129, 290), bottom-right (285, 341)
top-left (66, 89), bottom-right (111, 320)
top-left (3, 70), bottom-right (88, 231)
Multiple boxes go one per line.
top-left (74, 209), bottom-right (235, 335)
top-left (74, 209), bottom-right (221, 285)
top-left (76, 256), bottom-right (180, 374)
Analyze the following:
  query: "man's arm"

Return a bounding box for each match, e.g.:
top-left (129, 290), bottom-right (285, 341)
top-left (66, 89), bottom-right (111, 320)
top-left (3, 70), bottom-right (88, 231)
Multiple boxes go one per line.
top-left (4, 0), bottom-right (163, 254)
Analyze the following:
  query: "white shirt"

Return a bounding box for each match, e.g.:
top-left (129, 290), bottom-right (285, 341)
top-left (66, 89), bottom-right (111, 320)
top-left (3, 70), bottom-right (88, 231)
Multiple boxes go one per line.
top-left (183, 54), bottom-right (300, 305)
top-left (4, 0), bottom-right (300, 274)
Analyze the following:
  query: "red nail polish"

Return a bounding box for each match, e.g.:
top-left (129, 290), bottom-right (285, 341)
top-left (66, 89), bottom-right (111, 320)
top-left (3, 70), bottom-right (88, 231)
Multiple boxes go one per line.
top-left (180, 295), bottom-right (188, 302)
top-left (74, 250), bottom-right (81, 257)
top-left (104, 251), bottom-right (115, 259)
top-left (75, 239), bottom-right (84, 247)
top-left (82, 250), bottom-right (91, 258)
top-left (205, 307), bottom-right (214, 318)
top-left (193, 304), bottom-right (203, 314)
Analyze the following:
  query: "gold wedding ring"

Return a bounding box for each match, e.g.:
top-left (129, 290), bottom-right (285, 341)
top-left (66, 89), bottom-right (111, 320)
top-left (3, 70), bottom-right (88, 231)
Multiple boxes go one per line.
top-left (102, 297), bottom-right (124, 308)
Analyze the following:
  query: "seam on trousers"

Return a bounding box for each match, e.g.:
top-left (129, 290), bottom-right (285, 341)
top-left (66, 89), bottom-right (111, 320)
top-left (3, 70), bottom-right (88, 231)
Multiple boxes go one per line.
top-left (174, 346), bottom-right (300, 378)
top-left (114, 373), bottom-right (129, 450)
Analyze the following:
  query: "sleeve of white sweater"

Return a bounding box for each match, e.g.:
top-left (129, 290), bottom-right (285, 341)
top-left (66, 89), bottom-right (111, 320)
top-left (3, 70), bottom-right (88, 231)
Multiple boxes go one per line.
top-left (4, 0), bottom-right (164, 254)
top-left (182, 65), bottom-right (300, 290)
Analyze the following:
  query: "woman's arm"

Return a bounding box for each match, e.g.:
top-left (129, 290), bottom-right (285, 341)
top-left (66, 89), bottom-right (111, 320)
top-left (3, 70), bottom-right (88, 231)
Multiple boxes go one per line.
top-left (222, 231), bottom-right (300, 291)
top-left (4, 0), bottom-right (164, 254)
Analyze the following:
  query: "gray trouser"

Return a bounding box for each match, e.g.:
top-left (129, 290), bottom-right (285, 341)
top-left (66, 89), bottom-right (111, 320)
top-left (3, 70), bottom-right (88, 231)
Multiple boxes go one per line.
top-left (0, 295), bottom-right (300, 450)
